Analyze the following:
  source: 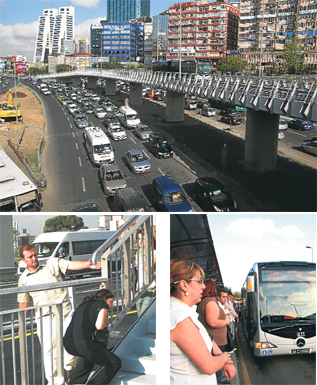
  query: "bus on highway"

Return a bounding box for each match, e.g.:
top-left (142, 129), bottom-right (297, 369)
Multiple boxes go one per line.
top-left (241, 261), bottom-right (316, 357)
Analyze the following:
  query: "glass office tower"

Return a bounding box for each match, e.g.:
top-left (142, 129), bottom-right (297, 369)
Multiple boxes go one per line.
top-left (107, 0), bottom-right (150, 23)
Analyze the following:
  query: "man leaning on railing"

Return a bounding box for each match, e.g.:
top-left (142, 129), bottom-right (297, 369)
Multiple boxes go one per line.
top-left (17, 244), bottom-right (101, 385)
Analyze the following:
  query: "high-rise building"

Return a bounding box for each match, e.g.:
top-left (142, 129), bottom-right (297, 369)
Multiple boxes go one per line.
top-left (107, 0), bottom-right (150, 23)
top-left (91, 23), bottom-right (103, 57)
top-left (153, 13), bottom-right (169, 61)
top-left (167, 1), bottom-right (239, 65)
top-left (237, 0), bottom-right (317, 71)
top-left (34, 6), bottom-right (75, 63)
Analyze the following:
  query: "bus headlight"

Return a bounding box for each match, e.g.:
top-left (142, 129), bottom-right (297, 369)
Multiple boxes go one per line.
top-left (255, 342), bottom-right (277, 349)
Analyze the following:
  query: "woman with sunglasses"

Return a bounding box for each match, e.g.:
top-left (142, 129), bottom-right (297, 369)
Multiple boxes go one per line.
top-left (170, 259), bottom-right (237, 385)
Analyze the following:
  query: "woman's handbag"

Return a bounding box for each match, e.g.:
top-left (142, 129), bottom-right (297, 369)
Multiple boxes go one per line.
top-left (92, 328), bottom-right (109, 346)
top-left (225, 326), bottom-right (234, 352)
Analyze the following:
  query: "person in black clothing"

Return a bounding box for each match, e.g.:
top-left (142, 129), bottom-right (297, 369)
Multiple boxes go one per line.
top-left (64, 289), bottom-right (121, 384)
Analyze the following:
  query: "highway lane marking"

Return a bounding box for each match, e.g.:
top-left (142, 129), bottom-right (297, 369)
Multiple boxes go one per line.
top-left (82, 177), bottom-right (86, 192)
top-left (176, 149), bottom-right (194, 163)
top-left (75, 143), bottom-right (78, 150)
top-left (0, 310), bottom-right (138, 342)
top-left (158, 168), bottom-right (164, 175)
top-left (79, 157), bottom-right (82, 167)
top-left (236, 331), bottom-right (252, 385)
top-left (287, 129), bottom-right (308, 138)
top-left (129, 136), bottom-right (137, 144)
top-left (72, 132), bottom-right (75, 138)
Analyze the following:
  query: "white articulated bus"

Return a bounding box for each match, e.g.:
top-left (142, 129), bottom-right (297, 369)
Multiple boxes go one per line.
top-left (17, 229), bottom-right (116, 277)
top-left (241, 261), bottom-right (316, 357)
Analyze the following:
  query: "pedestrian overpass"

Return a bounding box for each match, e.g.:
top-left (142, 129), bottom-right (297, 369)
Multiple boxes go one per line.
top-left (35, 69), bottom-right (317, 173)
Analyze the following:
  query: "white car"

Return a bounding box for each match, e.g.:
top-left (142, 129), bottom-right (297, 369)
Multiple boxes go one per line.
top-left (67, 103), bottom-right (78, 114)
top-left (94, 108), bottom-right (107, 119)
top-left (42, 89), bottom-right (51, 95)
top-left (108, 126), bottom-right (127, 141)
top-left (279, 119), bottom-right (288, 130)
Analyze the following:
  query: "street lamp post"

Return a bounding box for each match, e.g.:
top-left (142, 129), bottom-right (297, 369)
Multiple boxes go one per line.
top-left (179, 0), bottom-right (182, 78)
top-left (306, 246), bottom-right (314, 262)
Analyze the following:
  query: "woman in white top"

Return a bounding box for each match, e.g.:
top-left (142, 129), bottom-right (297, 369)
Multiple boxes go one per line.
top-left (170, 259), bottom-right (237, 385)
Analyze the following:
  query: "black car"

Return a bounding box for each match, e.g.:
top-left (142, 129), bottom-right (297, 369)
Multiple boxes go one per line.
top-left (219, 108), bottom-right (237, 116)
top-left (220, 116), bottom-right (243, 125)
top-left (148, 133), bottom-right (173, 159)
top-left (153, 94), bottom-right (164, 102)
top-left (197, 101), bottom-right (210, 109)
top-left (113, 187), bottom-right (151, 212)
top-left (193, 176), bottom-right (237, 212)
top-left (71, 203), bottom-right (101, 212)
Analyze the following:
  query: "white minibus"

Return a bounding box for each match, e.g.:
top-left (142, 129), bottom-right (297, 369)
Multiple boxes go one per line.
top-left (84, 126), bottom-right (114, 166)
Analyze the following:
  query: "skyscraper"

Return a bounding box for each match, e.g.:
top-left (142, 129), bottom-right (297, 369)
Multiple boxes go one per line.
top-left (107, 0), bottom-right (150, 23)
top-left (34, 5), bottom-right (75, 63)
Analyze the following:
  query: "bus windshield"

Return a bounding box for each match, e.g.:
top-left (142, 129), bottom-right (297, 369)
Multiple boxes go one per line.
top-left (259, 268), bottom-right (316, 327)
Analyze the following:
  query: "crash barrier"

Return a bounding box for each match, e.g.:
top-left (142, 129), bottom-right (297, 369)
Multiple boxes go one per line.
top-left (0, 215), bottom-right (155, 385)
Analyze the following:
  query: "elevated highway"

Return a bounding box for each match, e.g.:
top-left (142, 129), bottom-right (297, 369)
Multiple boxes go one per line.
top-left (36, 70), bottom-right (317, 172)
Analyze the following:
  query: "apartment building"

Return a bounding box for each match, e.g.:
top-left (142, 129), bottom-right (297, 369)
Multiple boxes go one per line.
top-left (65, 52), bottom-right (95, 70)
top-left (167, 1), bottom-right (239, 65)
top-left (238, 0), bottom-right (317, 70)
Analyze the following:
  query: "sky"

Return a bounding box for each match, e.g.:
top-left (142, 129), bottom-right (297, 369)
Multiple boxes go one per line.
top-left (0, 0), bottom-right (173, 62)
top-left (207, 213), bottom-right (317, 293)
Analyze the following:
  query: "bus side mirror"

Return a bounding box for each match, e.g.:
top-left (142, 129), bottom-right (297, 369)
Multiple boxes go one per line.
top-left (247, 275), bottom-right (255, 293)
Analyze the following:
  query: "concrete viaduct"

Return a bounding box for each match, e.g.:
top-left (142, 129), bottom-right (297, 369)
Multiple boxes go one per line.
top-left (36, 69), bottom-right (317, 173)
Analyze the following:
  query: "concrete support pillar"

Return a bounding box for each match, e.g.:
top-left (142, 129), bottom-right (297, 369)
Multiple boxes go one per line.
top-left (165, 91), bottom-right (185, 123)
top-left (87, 77), bottom-right (97, 90)
top-left (129, 82), bottom-right (143, 106)
top-left (105, 79), bottom-right (116, 96)
top-left (0, 215), bottom-right (16, 281)
top-left (72, 77), bottom-right (81, 87)
top-left (244, 109), bottom-right (280, 173)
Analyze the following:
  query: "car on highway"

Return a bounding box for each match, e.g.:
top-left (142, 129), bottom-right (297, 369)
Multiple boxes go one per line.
top-left (201, 107), bottom-right (216, 117)
top-left (288, 119), bottom-right (314, 131)
top-left (70, 93), bottom-right (77, 101)
top-left (72, 108), bottom-right (86, 118)
top-left (218, 108), bottom-right (237, 116)
top-left (74, 115), bottom-right (89, 129)
top-left (101, 101), bottom-right (114, 112)
top-left (102, 114), bottom-right (121, 129)
top-left (152, 175), bottom-right (192, 212)
top-left (113, 187), bottom-right (150, 212)
top-left (125, 149), bottom-right (151, 174)
top-left (134, 124), bottom-right (153, 140)
top-left (193, 176), bottom-right (237, 212)
top-left (107, 126), bottom-right (127, 141)
top-left (148, 133), bottom-right (173, 159)
top-left (100, 163), bottom-right (127, 195)
top-left (279, 119), bottom-right (288, 130)
top-left (278, 130), bottom-right (285, 140)
top-left (67, 103), bottom-right (78, 114)
top-left (71, 203), bottom-right (101, 212)
top-left (197, 100), bottom-right (210, 109)
top-left (60, 97), bottom-right (70, 105)
top-left (84, 104), bottom-right (94, 114)
top-left (220, 115), bottom-right (243, 125)
top-left (94, 108), bottom-right (107, 119)
top-left (185, 99), bottom-right (197, 110)
top-left (300, 140), bottom-right (317, 156)
top-left (153, 94), bottom-right (165, 102)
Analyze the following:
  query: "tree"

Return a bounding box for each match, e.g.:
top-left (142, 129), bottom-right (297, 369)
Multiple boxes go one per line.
top-left (30, 66), bottom-right (48, 75)
top-left (283, 38), bottom-right (307, 75)
top-left (56, 64), bottom-right (75, 73)
top-left (43, 215), bottom-right (86, 233)
top-left (216, 57), bottom-right (247, 74)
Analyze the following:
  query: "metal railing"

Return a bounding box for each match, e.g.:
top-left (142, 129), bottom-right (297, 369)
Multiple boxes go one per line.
top-left (0, 214), bottom-right (156, 385)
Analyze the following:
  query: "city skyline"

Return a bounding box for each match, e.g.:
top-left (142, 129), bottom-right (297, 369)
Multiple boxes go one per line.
top-left (0, 0), bottom-right (173, 62)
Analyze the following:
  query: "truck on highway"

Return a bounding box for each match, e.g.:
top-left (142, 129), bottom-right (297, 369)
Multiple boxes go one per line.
top-left (0, 148), bottom-right (42, 212)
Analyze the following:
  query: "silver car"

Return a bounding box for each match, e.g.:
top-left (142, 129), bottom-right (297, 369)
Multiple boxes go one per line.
top-left (301, 140), bottom-right (317, 156)
top-left (74, 115), bottom-right (89, 129)
top-left (134, 124), bottom-right (153, 141)
top-left (279, 119), bottom-right (288, 130)
top-left (100, 163), bottom-right (127, 195)
top-left (125, 149), bottom-right (151, 174)
top-left (94, 108), bottom-right (107, 119)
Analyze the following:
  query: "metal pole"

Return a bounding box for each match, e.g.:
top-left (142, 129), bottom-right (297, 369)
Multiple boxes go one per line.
top-left (179, 0), bottom-right (182, 78)
top-left (13, 62), bottom-right (19, 148)
top-left (259, 0), bottom-right (265, 77)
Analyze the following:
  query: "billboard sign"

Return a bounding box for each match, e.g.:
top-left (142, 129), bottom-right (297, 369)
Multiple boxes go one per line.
top-left (15, 61), bottom-right (28, 73)
top-left (91, 57), bottom-right (110, 63)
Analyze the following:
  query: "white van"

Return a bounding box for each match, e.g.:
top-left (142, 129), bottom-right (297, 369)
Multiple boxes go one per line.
top-left (118, 105), bottom-right (140, 129)
top-left (17, 229), bottom-right (116, 277)
top-left (84, 126), bottom-right (114, 166)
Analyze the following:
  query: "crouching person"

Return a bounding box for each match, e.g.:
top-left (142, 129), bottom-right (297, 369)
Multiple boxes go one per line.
top-left (64, 289), bottom-right (121, 384)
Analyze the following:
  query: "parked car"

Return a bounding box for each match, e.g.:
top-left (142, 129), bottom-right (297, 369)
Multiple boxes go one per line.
top-left (107, 126), bottom-right (127, 141)
top-left (152, 175), bottom-right (192, 212)
top-left (300, 140), bottom-right (317, 156)
top-left (278, 130), bottom-right (285, 140)
top-left (74, 115), bottom-right (89, 129)
top-left (201, 107), bottom-right (216, 117)
top-left (279, 119), bottom-right (288, 130)
top-left (148, 133), bottom-right (173, 159)
top-left (100, 163), bottom-right (127, 195)
top-left (193, 176), bottom-right (237, 212)
top-left (113, 187), bottom-right (150, 212)
top-left (94, 108), bottom-right (107, 119)
top-left (125, 149), bottom-right (151, 174)
top-left (288, 119), bottom-right (314, 131)
top-left (220, 115), bottom-right (243, 125)
top-left (134, 124), bottom-right (153, 140)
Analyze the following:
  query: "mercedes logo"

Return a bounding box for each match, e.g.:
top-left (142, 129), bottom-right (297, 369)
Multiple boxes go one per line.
top-left (296, 338), bottom-right (306, 348)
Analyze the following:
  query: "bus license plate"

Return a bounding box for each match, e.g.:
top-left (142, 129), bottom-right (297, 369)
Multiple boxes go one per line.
top-left (290, 349), bottom-right (310, 355)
